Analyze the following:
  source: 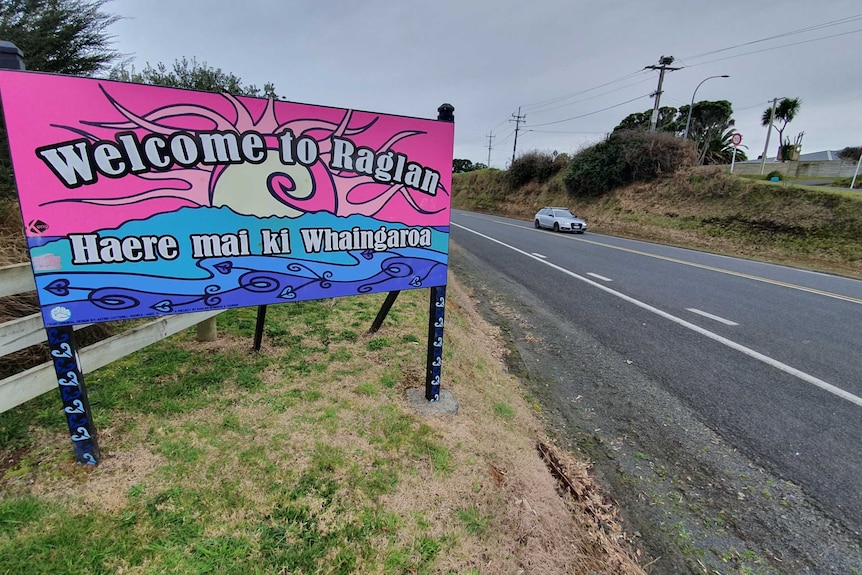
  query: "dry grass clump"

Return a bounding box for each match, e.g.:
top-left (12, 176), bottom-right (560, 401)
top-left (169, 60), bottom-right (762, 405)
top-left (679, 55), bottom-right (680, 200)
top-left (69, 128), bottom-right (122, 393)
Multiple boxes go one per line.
top-left (373, 277), bottom-right (644, 574)
top-left (0, 199), bottom-right (28, 265)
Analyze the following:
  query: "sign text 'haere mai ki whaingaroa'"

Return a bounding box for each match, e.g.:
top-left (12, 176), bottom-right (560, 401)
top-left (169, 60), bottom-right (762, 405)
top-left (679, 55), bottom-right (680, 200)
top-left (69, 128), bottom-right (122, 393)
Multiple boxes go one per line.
top-left (0, 71), bottom-right (454, 327)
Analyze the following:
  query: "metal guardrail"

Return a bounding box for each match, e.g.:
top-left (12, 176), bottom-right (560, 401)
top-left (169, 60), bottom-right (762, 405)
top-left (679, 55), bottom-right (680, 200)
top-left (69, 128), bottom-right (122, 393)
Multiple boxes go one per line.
top-left (0, 262), bottom-right (221, 414)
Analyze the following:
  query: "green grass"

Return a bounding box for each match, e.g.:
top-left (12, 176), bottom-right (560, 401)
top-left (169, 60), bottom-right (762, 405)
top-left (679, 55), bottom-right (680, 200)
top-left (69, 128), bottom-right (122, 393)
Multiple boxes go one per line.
top-left (455, 505), bottom-right (489, 536)
top-left (354, 382), bottom-right (378, 396)
top-left (366, 336), bottom-right (391, 351)
top-left (0, 290), bottom-right (469, 574)
top-left (493, 402), bottom-right (515, 420)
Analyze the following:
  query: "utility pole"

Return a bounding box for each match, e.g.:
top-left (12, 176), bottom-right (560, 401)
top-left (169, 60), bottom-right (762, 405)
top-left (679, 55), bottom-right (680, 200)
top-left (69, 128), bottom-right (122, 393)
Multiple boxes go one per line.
top-left (510, 107), bottom-right (526, 166)
top-left (645, 56), bottom-right (681, 132)
top-left (486, 131), bottom-right (494, 167)
top-left (851, 148), bottom-right (861, 189)
top-left (760, 97), bottom-right (778, 176)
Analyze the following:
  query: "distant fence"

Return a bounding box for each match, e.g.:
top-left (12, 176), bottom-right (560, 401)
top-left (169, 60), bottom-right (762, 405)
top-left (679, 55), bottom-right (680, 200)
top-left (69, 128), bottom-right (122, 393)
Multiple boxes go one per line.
top-left (0, 262), bottom-right (222, 414)
top-left (726, 160), bottom-right (859, 179)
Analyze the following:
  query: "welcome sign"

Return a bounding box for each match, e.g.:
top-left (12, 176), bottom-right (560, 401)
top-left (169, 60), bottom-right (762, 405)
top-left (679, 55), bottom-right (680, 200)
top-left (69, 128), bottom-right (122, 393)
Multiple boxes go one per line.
top-left (0, 71), bottom-right (454, 327)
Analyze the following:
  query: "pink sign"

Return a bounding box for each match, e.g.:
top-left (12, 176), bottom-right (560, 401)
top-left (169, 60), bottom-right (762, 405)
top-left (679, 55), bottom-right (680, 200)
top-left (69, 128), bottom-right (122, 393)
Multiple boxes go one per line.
top-left (0, 71), bottom-right (454, 326)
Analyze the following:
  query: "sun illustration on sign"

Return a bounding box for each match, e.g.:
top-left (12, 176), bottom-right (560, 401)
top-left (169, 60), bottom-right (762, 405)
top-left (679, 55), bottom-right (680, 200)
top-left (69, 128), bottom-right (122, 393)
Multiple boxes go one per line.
top-left (45, 85), bottom-right (446, 223)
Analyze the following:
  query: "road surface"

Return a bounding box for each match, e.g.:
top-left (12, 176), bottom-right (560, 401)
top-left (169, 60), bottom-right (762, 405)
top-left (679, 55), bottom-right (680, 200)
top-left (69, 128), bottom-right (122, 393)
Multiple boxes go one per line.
top-left (448, 209), bottom-right (862, 573)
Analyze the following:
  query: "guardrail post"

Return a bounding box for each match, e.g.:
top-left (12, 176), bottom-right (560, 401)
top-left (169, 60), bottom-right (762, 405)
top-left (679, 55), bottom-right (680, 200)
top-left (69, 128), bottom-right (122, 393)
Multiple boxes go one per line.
top-left (196, 316), bottom-right (217, 342)
top-left (46, 325), bottom-right (100, 464)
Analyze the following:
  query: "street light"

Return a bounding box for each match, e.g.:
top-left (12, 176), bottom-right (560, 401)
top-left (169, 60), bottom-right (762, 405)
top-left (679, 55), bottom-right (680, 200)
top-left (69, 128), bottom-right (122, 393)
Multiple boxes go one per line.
top-left (682, 75), bottom-right (729, 140)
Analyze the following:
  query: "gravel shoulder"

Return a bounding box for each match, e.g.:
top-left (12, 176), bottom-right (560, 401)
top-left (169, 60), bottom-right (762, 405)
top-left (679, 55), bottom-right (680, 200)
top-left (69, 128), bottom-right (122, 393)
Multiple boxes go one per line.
top-left (450, 243), bottom-right (862, 575)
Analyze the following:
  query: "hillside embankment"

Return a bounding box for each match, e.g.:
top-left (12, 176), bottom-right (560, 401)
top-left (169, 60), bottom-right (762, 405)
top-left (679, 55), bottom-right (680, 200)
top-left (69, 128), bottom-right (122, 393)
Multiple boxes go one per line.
top-left (452, 166), bottom-right (862, 279)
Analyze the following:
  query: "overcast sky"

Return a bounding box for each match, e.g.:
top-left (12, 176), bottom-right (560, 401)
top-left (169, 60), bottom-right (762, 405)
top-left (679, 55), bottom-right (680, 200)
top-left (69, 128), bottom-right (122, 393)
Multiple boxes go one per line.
top-left (107, 0), bottom-right (862, 168)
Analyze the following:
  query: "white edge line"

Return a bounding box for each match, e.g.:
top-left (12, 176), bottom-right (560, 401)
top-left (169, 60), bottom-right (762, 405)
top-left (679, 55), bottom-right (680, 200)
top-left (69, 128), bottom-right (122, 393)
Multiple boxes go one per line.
top-left (452, 222), bottom-right (862, 409)
top-left (586, 272), bottom-right (613, 282)
top-left (531, 253), bottom-right (547, 259)
top-left (456, 211), bottom-right (862, 306)
top-left (686, 308), bottom-right (739, 326)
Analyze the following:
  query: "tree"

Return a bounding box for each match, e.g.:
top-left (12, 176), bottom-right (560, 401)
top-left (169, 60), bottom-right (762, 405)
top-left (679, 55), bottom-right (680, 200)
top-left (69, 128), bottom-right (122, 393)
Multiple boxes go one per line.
top-left (679, 100), bottom-right (735, 165)
top-left (761, 97), bottom-right (801, 161)
top-left (452, 159), bottom-right (489, 173)
top-left (108, 57), bottom-right (278, 98)
top-left (452, 159), bottom-right (475, 173)
top-left (0, 0), bottom-right (120, 196)
top-left (703, 129), bottom-right (747, 165)
top-left (837, 146), bottom-right (861, 162)
top-left (0, 0), bottom-right (120, 75)
top-left (614, 106), bottom-right (678, 133)
top-left (563, 131), bottom-right (696, 196)
top-left (616, 100), bottom-right (737, 165)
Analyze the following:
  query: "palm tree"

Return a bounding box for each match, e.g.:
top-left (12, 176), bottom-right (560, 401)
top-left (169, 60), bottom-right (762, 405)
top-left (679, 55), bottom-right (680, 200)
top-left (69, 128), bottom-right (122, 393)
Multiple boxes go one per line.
top-left (703, 129), bottom-right (747, 165)
top-left (761, 98), bottom-right (802, 161)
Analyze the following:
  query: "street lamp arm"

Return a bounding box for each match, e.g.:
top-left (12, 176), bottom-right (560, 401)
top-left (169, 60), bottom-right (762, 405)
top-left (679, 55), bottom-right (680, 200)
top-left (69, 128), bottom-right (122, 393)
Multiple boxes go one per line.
top-left (682, 75), bottom-right (729, 140)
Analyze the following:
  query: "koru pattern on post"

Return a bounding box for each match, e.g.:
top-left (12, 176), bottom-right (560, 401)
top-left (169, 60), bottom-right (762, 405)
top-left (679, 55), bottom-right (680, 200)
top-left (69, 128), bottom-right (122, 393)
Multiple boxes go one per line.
top-left (428, 286), bottom-right (446, 400)
top-left (47, 328), bottom-right (98, 464)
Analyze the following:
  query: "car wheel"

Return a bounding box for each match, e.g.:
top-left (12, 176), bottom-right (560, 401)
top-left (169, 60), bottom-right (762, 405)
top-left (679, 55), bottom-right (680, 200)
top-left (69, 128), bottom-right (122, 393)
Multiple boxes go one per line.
top-left (534, 219), bottom-right (540, 229)
top-left (553, 222), bottom-right (559, 232)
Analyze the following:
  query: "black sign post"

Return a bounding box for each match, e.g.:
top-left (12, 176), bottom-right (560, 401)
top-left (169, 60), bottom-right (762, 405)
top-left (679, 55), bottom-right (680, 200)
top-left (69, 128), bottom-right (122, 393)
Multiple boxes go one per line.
top-left (426, 104), bottom-right (454, 401)
top-left (369, 104), bottom-right (453, 402)
top-left (46, 326), bottom-right (100, 464)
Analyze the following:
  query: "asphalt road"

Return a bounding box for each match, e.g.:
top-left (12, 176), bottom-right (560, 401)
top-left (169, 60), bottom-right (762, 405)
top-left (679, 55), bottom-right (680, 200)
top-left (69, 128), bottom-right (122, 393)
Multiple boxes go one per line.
top-left (448, 209), bottom-right (862, 572)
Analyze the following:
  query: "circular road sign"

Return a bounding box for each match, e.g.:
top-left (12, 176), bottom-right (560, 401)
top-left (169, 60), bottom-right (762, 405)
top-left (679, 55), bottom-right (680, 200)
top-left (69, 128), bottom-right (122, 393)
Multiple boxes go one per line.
top-left (731, 133), bottom-right (743, 146)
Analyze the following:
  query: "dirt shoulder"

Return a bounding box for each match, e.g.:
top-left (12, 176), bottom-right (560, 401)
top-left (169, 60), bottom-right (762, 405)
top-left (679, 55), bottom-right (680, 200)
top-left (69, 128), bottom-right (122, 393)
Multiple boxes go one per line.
top-left (450, 243), bottom-right (862, 575)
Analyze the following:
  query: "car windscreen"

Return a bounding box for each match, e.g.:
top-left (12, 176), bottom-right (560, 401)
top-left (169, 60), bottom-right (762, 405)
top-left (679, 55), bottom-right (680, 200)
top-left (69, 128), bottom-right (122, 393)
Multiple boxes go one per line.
top-left (553, 210), bottom-right (574, 218)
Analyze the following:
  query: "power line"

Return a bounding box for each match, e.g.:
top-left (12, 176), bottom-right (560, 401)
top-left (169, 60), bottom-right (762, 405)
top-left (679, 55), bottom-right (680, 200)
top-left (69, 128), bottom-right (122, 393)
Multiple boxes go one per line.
top-left (489, 117), bottom-right (509, 132)
top-left (661, 95), bottom-right (689, 107)
top-left (528, 76), bottom-right (656, 115)
top-left (521, 69), bottom-right (647, 111)
top-left (524, 93), bottom-right (652, 128)
top-left (734, 100), bottom-right (772, 113)
top-left (686, 28), bottom-right (862, 68)
top-left (483, 13), bottom-right (862, 158)
top-left (527, 129), bottom-right (608, 134)
top-left (680, 12), bottom-right (862, 62)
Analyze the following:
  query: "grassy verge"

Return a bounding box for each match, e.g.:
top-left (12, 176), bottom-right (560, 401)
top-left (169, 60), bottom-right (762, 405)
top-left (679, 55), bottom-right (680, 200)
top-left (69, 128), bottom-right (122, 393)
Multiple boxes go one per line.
top-left (0, 281), bottom-right (644, 574)
top-left (453, 167), bottom-right (862, 279)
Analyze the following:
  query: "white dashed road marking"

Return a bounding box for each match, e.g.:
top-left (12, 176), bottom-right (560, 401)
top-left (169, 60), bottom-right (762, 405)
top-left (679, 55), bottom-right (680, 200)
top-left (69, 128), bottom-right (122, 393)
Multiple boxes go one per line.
top-left (587, 273), bottom-right (613, 282)
top-left (686, 308), bottom-right (739, 326)
top-left (453, 222), bottom-right (862, 409)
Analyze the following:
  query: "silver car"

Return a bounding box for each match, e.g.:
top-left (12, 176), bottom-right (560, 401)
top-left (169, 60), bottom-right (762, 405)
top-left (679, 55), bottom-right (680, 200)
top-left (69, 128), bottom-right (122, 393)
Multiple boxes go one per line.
top-left (534, 207), bottom-right (588, 234)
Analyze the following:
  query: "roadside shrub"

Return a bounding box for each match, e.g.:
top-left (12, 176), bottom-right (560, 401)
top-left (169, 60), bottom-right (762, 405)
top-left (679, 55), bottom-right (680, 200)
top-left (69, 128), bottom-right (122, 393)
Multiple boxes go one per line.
top-left (836, 146), bottom-right (861, 162)
top-left (563, 131), bottom-right (696, 196)
top-left (562, 139), bottom-right (625, 196)
top-left (507, 151), bottom-right (560, 188)
top-left (552, 152), bottom-right (569, 173)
